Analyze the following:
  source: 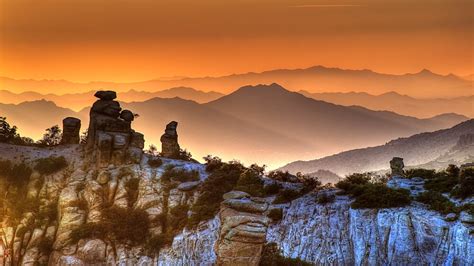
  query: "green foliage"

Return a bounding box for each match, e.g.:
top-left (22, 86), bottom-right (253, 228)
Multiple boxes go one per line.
top-left (260, 242), bottom-right (312, 266)
top-left (451, 168), bottom-right (474, 199)
top-left (267, 170), bottom-right (297, 182)
top-left (36, 237), bottom-right (54, 255)
top-left (424, 173), bottom-right (458, 193)
top-left (336, 173), bottom-right (411, 209)
top-left (147, 157), bottom-right (163, 168)
top-left (416, 191), bottom-right (457, 215)
top-left (316, 193), bottom-right (335, 204)
top-left (351, 184), bottom-right (411, 209)
top-left (273, 189), bottom-right (305, 204)
top-left (405, 168), bottom-right (438, 179)
top-left (0, 159), bottom-right (32, 188)
top-left (70, 206), bottom-right (150, 245)
top-left (268, 208), bottom-right (283, 222)
top-left (188, 161), bottom-right (244, 228)
top-left (161, 168), bottom-right (200, 183)
top-left (125, 178), bottom-right (140, 207)
top-left (167, 204), bottom-right (189, 233)
top-left (234, 169), bottom-right (265, 197)
top-left (263, 183), bottom-right (281, 195)
top-left (34, 156), bottom-right (68, 175)
top-left (203, 155), bottom-right (223, 172)
top-left (37, 125), bottom-right (62, 146)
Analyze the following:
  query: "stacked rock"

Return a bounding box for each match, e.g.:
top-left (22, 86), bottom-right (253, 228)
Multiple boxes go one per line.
top-left (86, 91), bottom-right (144, 167)
top-left (60, 117), bottom-right (81, 144)
top-left (160, 121), bottom-right (180, 158)
top-left (390, 157), bottom-right (405, 177)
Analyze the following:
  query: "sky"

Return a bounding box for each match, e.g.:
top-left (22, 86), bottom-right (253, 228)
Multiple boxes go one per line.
top-left (0, 0), bottom-right (472, 83)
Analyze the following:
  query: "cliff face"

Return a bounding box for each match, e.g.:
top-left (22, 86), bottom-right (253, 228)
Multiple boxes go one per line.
top-left (0, 143), bottom-right (473, 266)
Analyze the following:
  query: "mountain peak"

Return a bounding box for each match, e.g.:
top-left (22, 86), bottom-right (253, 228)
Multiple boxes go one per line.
top-left (235, 83), bottom-right (289, 94)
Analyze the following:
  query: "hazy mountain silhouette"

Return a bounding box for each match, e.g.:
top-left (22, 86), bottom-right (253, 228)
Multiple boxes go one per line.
top-left (0, 84), bottom-right (469, 168)
top-left (0, 88), bottom-right (223, 111)
top-left (206, 83), bottom-right (468, 159)
top-left (299, 91), bottom-right (474, 118)
top-left (279, 119), bottom-right (474, 176)
top-left (1, 65), bottom-right (471, 98)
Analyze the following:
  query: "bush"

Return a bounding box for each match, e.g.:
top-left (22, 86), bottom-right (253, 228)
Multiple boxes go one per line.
top-left (161, 168), bottom-right (200, 183)
top-left (101, 206), bottom-right (150, 245)
top-left (268, 208), bottom-right (283, 222)
top-left (34, 156), bottom-right (68, 175)
top-left (273, 189), bottom-right (305, 204)
top-left (188, 161), bottom-right (244, 228)
top-left (335, 173), bottom-right (371, 193)
top-left (264, 183), bottom-right (281, 195)
top-left (351, 184), bottom-right (411, 209)
top-left (147, 157), bottom-right (163, 168)
top-left (317, 193), bottom-right (335, 204)
top-left (416, 191), bottom-right (456, 215)
top-left (405, 168), bottom-right (438, 179)
top-left (37, 125), bottom-right (62, 146)
top-left (260, 242), bottom-right (311, 266)
top-left (167, 204), bottom-right (189, 233)
top-left (69, 222), bottom-right (107, 244)
top-left (234, 169), bottom-right (265, 197)
top-left (0, 160), bottom-right (32, 188)
top-left (144, 234), bottom-right (173, 256)
top-left (203, 155), bottom-right (223, 172)
top-left (450, 168), bottom-right (474, 199)
top-left (267, 170), bottom-right (298, 183)
top-left (125, 178), bottom-right (140, 206)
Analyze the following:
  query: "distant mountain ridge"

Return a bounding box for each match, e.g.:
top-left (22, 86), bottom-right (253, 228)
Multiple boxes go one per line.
top-left (0, 87), bottom-right (224, 111)
top-left (279, 119), bottom-right (474, 176)
top-left (1, 65), bottom-right (472, 98)
top-left (299, 90), bottom-right (474, 118)
top-left (0, 84), bottom-right (469, 168)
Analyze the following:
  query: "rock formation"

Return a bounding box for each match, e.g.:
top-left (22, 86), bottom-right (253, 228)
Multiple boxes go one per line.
top-left (86, 90), bottom-right (143, 167)
top-left (160, 121), bottom-right (180, 158)
top-left (60, 117), bottom-right (81, 144)
top-left (216, 191), bottom-right (270, 266)
top-left (390, 157), bottom-right (404, 177)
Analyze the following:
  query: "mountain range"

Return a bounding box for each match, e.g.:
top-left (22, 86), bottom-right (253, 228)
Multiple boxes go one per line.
top-left (0, 84), bottom-right (468, 168)
top-left (0, 87), bottom-right (223, 111)
top-left (279, 119), bottom-right (474, 176)
top-left (299, 91), bottom-right (474, 118)
top-left (1, 65), bottom-right (472, 98)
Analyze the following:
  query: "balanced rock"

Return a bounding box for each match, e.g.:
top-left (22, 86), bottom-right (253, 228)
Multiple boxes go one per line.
top-left (86, 90), bottom-right (144, 167)
top-left (61, 117), bottom-right (81, 144)
top-left (390, 157), bottom-right (405, 177)
top-left (160, 121), bottom-right (180, 158)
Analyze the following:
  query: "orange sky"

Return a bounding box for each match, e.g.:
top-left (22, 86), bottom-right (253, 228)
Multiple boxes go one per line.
top-left (0, 0), bottom-right (472, 83)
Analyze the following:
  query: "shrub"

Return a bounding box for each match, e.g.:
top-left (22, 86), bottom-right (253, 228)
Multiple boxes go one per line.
top-left (167, 204), bottom-right (189, 233)
top-left (144, 234), bottom-right (173, 256)
top-left (317, 193), bottom-right (335, 204)
top-left (188, 161), bottom-right (244, 227)
top-left (70, 222), bottom-right (107, 244)
top-left (405, 168), bottom-right (437, 179)
top-left (351, 184), bottom-right (411, 209)
top-left (0, 160), bottom-right (32, 188)
top-left (267, 170), bottom-right (297, 183)
top-left (264, 183), bottom-right (281, 195)
top-left (273, 189), bottom-right (305, 204)
top-left (459, 203), bottom-right (474, 216)
top-left (147, 157), bottom-right (163, 168)
top-left (416, 191), bottom-right (456, 215)
top-left (37, 125), bottom-right (62, 146)
top-left (424, 173), bottom-right (458, 193)
top-left (203, 155), bottom-right (223, 172)
top-left (34, 156), bottom-right (68, 175)
top-left (451, 168), bottom-right (474, 199)
top-left (268, 208), bottom-right (283, 222)
top-left (161, 168), bottom-right (200, 183)
top-left (335, 173), bottom-right (371, 193)
top-left (260, 242), bottom-right (311, 266)
top-left (101, 206), bottom-right (150, 245)
top-left (68, 199), bottom-right (88, 211)
top-left (125, 178), bottom-right (140, 206)
top-left (234, 169), bottom-right (265, 197)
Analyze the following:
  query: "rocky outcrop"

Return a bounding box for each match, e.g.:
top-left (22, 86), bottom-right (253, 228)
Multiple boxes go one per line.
top-left (61, 117), bottom-right (81, 144)
top-left (160, 121), bottom-right (180, 158)
top-left (86, 90), bottom-right (144, 167)
top-left (216, 191), bottom-right (270, 266)
top-left (390, 157), bottom-right (404, 177)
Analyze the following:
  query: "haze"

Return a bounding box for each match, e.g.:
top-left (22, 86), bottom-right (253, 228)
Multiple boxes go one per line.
top-left (1, 0), bottom-right (473, 88)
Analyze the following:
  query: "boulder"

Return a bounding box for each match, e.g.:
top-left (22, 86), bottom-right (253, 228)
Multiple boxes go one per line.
top-left (445, 213), bottom-right (457, 221)
top-left (177, 181), bottom-right (201, 191)
top-left (223, 191), bottom-right (251, 200)
top-left (94, 90), bottom-right (117, 100)
top-left (120, 110), bottom-right (135, 122)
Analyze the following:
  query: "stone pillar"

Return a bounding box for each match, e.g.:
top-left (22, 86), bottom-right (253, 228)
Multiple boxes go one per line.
top-left (160, 121), bottom-right (180, 158)
top-left (60, 117), bottom-right (81, 144)
top-left (390, 157), bottom-right (405, 177)
top-left (216, 191), bottom-right (270, 266)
